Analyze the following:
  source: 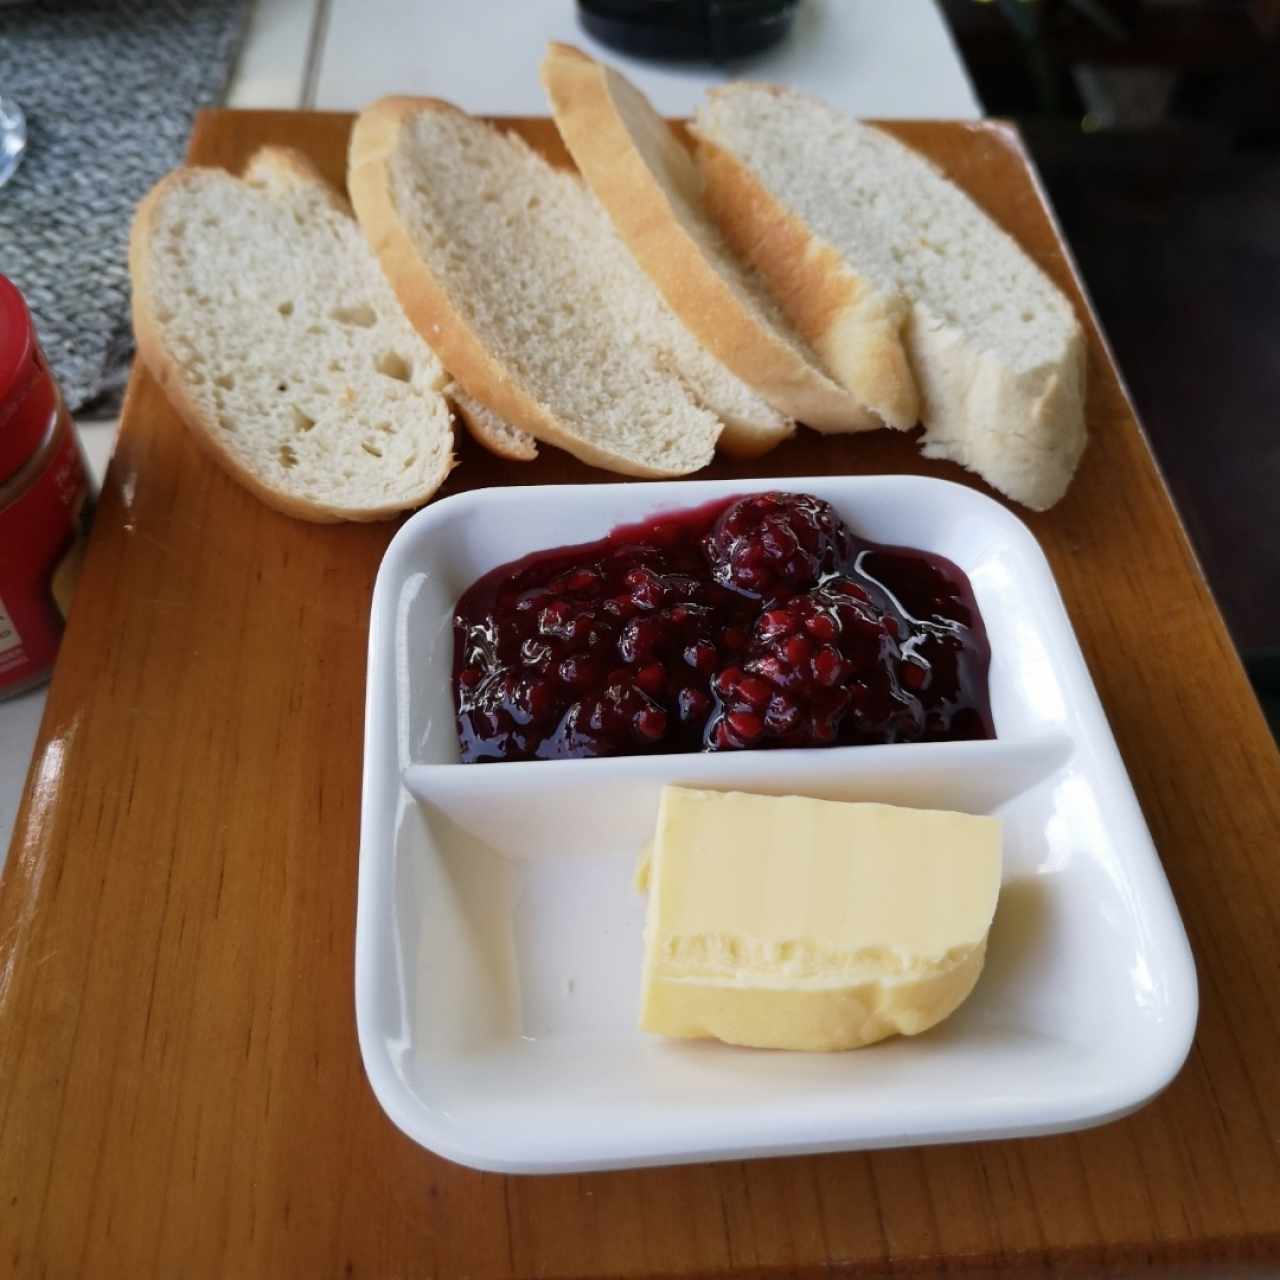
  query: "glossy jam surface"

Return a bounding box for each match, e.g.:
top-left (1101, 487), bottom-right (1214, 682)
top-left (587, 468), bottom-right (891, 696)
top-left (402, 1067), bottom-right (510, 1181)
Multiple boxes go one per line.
top-left (452, 492), bottom-right (994, 762)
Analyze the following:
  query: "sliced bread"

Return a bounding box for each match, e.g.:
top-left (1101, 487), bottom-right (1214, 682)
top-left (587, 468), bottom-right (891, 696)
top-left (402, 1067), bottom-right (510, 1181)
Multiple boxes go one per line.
top-left (693, 85), bottom-right (1087, 510)
top-left (541, 42), bottom-right (873, 437)
top-left (448, 383), bottom-right (538, 461)
top-left (348, 97), bottom-right (790, 476)
top-left (129, 147), bottom-right (456, 522)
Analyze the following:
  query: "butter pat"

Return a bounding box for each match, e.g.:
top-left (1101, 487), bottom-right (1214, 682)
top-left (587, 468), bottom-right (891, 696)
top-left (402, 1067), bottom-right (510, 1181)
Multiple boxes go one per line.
top-left (639, 788), bottom-right (1001, 1051)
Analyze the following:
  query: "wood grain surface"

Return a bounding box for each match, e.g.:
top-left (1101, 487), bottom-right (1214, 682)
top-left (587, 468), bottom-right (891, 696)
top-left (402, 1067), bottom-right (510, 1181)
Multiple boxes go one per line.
top-left (1, 109), bottom-right (1277, 1279)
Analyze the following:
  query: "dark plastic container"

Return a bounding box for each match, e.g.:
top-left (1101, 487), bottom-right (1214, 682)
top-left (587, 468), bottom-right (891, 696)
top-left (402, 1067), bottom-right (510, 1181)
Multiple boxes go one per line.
top-left (578, 0), bottom-right (799, 62)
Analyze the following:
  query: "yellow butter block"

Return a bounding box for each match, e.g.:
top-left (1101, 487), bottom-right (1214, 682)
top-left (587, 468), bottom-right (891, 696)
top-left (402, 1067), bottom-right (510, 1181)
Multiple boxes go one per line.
top-left (639, 787), bottom-right (1002, 1051)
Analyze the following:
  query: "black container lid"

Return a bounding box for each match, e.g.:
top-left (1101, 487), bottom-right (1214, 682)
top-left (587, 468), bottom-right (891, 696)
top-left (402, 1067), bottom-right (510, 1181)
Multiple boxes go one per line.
top-left (578, 0), bottom-right (799, 63)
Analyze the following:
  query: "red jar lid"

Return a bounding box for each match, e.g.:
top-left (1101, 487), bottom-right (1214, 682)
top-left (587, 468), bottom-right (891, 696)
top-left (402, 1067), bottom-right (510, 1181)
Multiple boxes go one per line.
top-left (0, 274), bottom-right (56, 485)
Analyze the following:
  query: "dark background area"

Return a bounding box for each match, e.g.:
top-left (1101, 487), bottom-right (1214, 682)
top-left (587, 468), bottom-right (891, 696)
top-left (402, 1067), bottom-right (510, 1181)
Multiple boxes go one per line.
top-left (937, 0), bottom-right (1279, 737)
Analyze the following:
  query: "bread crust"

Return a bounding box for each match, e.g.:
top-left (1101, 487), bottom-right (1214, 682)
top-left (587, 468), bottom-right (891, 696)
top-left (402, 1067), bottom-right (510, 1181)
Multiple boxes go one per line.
top-left (691, 95), bottom-right (920, 433)
top-left (245, 146), bottom-right (352, 215)
top-left (693, 85), bottom-right (1089, 507)
top-left (912, 309), bottom-right (1086, 510)
top-left (542, 44), bottom-right (874, 444)
top-left (449, 387), bottom-right (538, 462)
top-left (348, 96), bottom-right (717, 479)
top-left (129, 147), bottom-right (456, 523)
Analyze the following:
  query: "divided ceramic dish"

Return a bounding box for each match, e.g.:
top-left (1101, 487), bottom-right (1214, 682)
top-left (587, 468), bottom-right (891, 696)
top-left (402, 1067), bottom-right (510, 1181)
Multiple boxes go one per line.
top-left (357, 475), bottom-right (1197, 1174)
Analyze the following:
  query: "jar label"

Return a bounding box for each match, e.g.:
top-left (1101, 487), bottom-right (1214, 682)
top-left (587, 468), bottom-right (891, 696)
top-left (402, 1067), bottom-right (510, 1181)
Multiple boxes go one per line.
top-left (0, 593), bottom-right (22, 666)
top-left (0, 406), bottom-right (92, 695)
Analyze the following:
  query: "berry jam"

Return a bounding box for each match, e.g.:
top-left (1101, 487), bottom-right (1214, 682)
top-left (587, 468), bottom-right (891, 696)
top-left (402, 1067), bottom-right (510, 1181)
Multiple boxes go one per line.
top-left (452, 492), bottom-right (993, 762)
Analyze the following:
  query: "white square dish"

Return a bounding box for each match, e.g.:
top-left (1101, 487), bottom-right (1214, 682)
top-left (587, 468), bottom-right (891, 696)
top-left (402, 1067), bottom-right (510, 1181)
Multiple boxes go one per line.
top-left (357, 476), bottom-right (1197, 1174)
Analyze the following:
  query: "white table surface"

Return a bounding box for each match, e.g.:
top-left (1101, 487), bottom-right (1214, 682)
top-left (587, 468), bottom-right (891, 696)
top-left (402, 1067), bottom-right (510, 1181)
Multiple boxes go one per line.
top-left (0, 0), bottom-right (977, 867)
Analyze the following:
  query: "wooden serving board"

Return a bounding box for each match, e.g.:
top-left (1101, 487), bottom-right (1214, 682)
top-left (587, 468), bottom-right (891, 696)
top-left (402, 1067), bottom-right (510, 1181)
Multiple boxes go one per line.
top-left (2, 109), bottom-right (1278, 1278)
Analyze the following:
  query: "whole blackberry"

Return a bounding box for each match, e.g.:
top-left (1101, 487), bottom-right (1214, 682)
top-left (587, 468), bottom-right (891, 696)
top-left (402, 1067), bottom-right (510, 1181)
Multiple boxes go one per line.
top-left (703, 491), bottom-right (853, 602)
top-left (705, 578), bottom-right (926, 750)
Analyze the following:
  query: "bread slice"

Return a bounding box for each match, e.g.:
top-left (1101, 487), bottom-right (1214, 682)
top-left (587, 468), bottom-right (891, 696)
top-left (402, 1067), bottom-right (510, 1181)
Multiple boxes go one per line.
top-left (129, 147), bottom-right (456, 522)
top-left (448, 383), bottom-right (538, 461)
top-left (541, 43), bottom-right (873, 439)
top-left (693, 85), bottom-right (1087, 510)
top-left (348, 97), bottom-right (790, 476)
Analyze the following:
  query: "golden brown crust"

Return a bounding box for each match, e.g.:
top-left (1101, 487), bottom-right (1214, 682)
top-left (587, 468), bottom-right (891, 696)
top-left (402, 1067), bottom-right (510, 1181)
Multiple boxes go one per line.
top-left (542, 43), bottom-right (876, 440)
top-left (347, 96), bottom-right (709, 479)
top-left (692, 87), bottom-right (1087, 506)
top-left (129, 147), bottom-right (456, 523)
top-left (244, 146), bottom-right (351, 215)
top-left (449, 389), bottom-right (538, 462)
top-left (692, 128), bottom-right (919, 432)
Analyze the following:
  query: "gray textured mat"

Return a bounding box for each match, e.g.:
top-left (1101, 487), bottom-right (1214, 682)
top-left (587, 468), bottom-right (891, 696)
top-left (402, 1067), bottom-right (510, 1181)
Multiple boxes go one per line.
top-left (0, 0), bottom-right (251, 411)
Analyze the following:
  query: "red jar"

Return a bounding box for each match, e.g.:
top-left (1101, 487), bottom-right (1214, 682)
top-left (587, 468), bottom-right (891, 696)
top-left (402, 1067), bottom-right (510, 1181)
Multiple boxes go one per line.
top-left (0, 275), bottom-right (94, 699)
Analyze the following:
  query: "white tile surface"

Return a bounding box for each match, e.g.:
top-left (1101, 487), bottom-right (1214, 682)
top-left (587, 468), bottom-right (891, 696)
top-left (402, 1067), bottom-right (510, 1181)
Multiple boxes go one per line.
top-left (313, 0), bottom-right (980, 118)
top-left (0, 689), bottom-right (46, 862)
top-left (77, 417), bottom-right (117, 485)
top-left (226, 0), bottom-right (318, 109)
